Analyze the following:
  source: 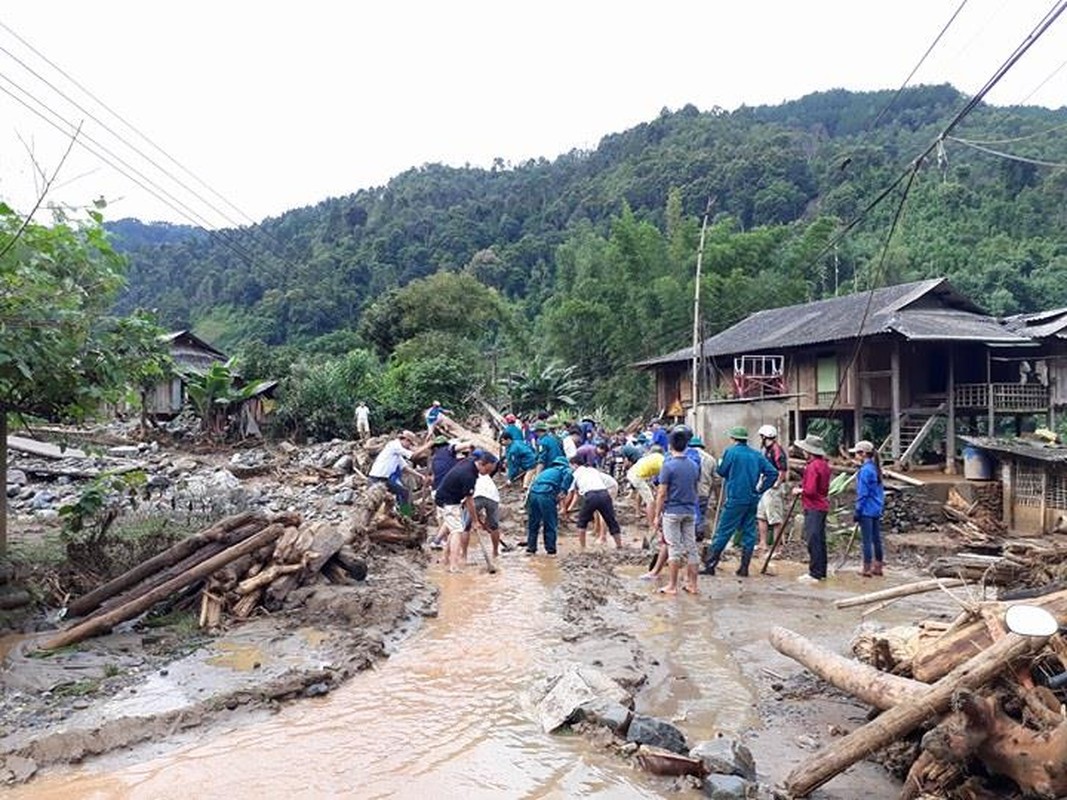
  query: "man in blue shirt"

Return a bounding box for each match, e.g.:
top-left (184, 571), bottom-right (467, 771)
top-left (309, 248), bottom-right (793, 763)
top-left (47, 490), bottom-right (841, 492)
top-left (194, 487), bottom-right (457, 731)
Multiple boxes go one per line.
top-left (653, 428), bottom-right (700, 595)
top-left (703, 426), bottom-right (779, 578)
top-left (533, 421), bottom-right (565, 469)
top-left (650, 421), bottom-right (669, 452)
top-left (500, 431), bottom-right (537, 489)
top-left (526, 456), bottom-right (573, 555)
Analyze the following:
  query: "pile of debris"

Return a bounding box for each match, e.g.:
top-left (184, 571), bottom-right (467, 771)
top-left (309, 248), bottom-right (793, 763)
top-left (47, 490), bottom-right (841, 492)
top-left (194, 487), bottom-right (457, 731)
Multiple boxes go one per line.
top-left (38, 481), bottom-right (417, 651)
top-left (941, 482), bottom-right (1005, 544)
top-left (772, 579), bottom-right (1067, 799)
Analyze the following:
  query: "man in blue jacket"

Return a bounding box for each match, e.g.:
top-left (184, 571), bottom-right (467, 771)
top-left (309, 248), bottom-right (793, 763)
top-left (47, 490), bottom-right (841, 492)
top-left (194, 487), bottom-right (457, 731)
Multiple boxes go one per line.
top-left (526, 456), bottom-right (573, 555)
top-left (533, 421), bottom-right (565, 469)
top-left (702, 426), bottom-right (779, 577)
top-left (500, 431), bottom-right (537, 489)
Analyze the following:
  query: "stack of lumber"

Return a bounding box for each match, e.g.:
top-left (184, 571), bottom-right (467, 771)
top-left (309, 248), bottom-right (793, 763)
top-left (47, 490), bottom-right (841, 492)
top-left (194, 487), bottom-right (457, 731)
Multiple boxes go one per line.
top-left (41, 482), bottom-right (421, 650)
top-left (773, 581), bottom-right (1067, 798)
top-left (941, 483), bottom-right (1005, 544)
top-left (929, 536), bottom-right (1067, 589)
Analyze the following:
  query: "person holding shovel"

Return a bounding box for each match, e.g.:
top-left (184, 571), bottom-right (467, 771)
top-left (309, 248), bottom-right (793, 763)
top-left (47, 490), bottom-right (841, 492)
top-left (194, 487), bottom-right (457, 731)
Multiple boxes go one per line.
top-left (525, 456), bottom-right (573, 555)
top-left (500, 430), bottom-right (537, 490)
top-left (435, 452), bottom-right (499, 572)
top-left (702, 427), bottom-right (779, 578)
top-left (850, 440), bottom-right (885, 577)
top-left (793, 434), bottom-right (831, 583)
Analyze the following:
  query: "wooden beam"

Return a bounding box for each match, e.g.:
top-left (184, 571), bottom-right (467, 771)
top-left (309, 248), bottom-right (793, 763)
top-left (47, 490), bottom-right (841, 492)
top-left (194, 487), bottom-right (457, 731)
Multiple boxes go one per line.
top-left (890, 340), bottom-right (901, 459)
top-left (784, 631), bottom-right (1049, 797)
top-left (946, 346), bottom-right (957, 475)
top-left (851, 346), bottom-right (863, 445)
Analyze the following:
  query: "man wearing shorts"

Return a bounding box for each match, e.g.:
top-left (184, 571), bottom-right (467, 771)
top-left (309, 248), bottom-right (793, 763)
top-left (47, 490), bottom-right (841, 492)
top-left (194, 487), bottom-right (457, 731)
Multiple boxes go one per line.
top-left (435, 452), bottom-right (498, 572)
top-left (756, 424), bottom-right (789, 555)
top-left (652, 428), bottom-right (700, 595)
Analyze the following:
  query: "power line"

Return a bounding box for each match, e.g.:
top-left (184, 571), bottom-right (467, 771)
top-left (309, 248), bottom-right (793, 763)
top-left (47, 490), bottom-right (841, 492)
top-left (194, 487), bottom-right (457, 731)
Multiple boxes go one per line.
top-left (951, 118), bottom-right (1067, 145)
top-left (0, 39), bottom-right (250, 233)
top-left (0, 19), bottom-right (257, 228)
top-left (869, 0), bottom-right (971, 129)
top-left (946, 135), bottom-right (1067, 169)
top-left (0, 77), bottom-right (264, 270)
top-left (1020, 55), bottom-right (1067, 103)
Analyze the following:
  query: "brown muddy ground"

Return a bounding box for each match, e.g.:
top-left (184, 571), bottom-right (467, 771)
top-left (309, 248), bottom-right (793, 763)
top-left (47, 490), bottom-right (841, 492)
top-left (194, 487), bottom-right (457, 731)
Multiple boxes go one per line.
top-left (1, 480), bottom-right (960, 797)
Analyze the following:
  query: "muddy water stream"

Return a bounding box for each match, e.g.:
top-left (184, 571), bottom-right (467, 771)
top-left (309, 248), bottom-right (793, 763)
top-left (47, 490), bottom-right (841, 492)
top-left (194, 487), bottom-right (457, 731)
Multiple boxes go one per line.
top-left (10, 549), bottom-right (931, 799)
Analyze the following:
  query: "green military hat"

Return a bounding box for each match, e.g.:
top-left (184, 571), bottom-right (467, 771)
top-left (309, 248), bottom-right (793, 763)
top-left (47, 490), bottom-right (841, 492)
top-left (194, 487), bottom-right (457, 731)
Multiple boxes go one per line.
top-left (726, 426), bottom-right (749, 440)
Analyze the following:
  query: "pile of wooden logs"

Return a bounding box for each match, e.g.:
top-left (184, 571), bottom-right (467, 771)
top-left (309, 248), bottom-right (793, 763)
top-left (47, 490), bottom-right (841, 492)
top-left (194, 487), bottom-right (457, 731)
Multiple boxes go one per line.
top-left (941, 483), bottom-right (1005, 544)
top-left (40, 482), bottom-right (421, 650)
top-left (773, 580), bottom-right (1067, 798)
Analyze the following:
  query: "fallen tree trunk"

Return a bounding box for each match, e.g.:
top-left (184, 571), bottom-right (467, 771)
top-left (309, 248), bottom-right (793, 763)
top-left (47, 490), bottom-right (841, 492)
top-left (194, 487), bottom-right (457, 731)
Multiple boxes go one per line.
top-left (913, 588), bottom-right (1067, 682)
top-left (350, 483), bottom-right (393, 542)
top-left (41, 521), bottom-right (290, 650)
top-left (67, 510), bottom-right (265, 617)
top-left (769, 627), bottom-right (925, 710)
top-left (93, 517), bottom-right (272, 616)
top-left (784, 630), bottom-right (1049, 797)
top-left (834, 578), bottom-right (968, 610)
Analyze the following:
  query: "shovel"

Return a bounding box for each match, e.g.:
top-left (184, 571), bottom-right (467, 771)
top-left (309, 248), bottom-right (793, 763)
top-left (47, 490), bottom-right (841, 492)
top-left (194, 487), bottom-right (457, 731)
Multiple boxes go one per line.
top-left (833, 524), bottom-right (859, 574)
top-left (471, 527), bottom-right (497, 574)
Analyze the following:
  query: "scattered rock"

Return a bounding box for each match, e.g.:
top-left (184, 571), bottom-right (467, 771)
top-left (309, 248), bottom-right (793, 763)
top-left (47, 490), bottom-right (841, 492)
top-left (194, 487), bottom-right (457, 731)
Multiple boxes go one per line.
top-left (0, 588), bottom-right (32, 611)
top-left (333, 489), bottom-right (355, 506)
top-left (635, 746), bottom-right (706, 777)
top-left (0, 755), bottom-right (37, 785)
top-left (574, 698), bottom-right (632, 736)
top-left (303, 682), bottom-right (330, 698)
top-left (536, 664), bottom-right (633, 733)
top-left (626, 714), bottom-right (688, 754)
top-left (702, 773), bottom-right (751, 799)
top-left (331, 455), bottom-right (353, 473)
top-left (7, 469), bottom-right (27, 487)
top-left (690, 738), bottom-right (757, 782)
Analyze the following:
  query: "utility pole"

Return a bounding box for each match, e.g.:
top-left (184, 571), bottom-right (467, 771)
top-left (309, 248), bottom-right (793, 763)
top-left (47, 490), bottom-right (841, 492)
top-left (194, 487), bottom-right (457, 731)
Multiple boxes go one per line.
top-left (691, 197), bottom-right (715, 416)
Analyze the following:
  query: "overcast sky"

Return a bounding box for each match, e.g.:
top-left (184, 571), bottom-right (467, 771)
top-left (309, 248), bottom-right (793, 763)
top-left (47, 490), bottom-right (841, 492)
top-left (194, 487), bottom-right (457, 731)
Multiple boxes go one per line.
top-left (0, 1), bottom-right (1064, 227)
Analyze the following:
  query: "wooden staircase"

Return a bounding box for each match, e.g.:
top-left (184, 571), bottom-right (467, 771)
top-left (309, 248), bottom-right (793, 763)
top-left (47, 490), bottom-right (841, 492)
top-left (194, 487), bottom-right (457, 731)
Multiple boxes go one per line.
top-left (895, 405), bottom-right (945, 467)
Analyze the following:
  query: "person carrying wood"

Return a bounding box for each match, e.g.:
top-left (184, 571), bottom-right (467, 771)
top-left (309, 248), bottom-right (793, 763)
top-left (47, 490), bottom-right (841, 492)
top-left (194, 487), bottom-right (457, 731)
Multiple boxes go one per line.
top-left (702, 427), bottom-right (779, 578)
top-left (849, 439), bottom-right (885, 577)
top-left (435, 451), bottom-right (499, 572)
top-left (793, 433), bottom-right (831, 583)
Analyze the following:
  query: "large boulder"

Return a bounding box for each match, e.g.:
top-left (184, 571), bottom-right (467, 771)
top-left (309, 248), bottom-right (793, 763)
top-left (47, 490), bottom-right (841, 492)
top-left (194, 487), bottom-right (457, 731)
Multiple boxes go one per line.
top-left (690, 738), bottom-right (757, 782)
top-left (536, 664), bottom-right (633, 733)
top-left (625, 714), bottom-right (687, 754)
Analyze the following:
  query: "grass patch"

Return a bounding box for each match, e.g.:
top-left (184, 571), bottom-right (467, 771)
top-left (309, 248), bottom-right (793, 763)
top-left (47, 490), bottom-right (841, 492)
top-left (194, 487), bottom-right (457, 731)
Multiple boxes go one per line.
top-left (53, 678), bottom-right (101, 697)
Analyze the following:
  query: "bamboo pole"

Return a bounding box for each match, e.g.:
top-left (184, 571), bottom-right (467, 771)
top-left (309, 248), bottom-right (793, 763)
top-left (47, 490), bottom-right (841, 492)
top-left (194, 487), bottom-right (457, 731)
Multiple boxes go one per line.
top-left (834, 578), bottom-right (968, 609)
top-left (784, 630), bottom-right (1049, 797)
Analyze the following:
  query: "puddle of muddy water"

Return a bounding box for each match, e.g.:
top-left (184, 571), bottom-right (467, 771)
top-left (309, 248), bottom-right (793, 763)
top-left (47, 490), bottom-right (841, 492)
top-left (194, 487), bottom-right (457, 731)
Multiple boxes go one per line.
top-left (205, 642), bottom-right (267, 671)
top-left (8, 537), bottom-right (958, 800)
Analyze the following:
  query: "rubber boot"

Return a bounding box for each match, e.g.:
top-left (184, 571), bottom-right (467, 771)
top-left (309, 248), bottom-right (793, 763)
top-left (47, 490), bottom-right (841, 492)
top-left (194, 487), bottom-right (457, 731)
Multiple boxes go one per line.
top-left (701, 545), bottom-right (724, 576)
top-left (860, 561), bottom-right (872, 578)
top-left (735, 548), bottom-right (753, 577)
top-left (872, 560), bottom-right (884, 576)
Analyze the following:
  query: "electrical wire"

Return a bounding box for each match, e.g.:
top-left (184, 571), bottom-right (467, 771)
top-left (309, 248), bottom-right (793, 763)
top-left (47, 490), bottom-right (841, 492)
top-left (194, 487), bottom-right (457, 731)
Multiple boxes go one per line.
top-left (0, 78), bottom-right (264, 270)
top-left (1020, 54), bottom-right (1067, 104)
top-left (946, 135), bottom-right (1067, 169)
top-left (869, 0), bottom-right (971, 129)
top-left (0, 19), bottom-right (257, 227)
top-left (950, 118), bottom-right (1067, 145)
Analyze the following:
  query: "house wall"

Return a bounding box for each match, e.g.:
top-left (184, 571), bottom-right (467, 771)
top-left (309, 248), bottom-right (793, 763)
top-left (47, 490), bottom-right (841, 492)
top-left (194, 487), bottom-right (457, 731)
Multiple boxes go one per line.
top-left (1010, 458), bottom-right (1067, 535)
top-left (690, 397), bottom-right (793, 459)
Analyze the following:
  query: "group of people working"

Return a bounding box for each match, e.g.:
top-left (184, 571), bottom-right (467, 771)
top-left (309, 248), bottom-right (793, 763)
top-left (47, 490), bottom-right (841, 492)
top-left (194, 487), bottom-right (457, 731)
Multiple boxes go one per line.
top-left (366, 405), bottom-right (888, 583)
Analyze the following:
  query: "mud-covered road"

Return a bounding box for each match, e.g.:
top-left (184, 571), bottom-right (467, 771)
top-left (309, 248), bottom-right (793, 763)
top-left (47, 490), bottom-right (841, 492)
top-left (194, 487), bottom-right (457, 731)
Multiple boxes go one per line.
top-left (3, 492), bottom-right (960, 798)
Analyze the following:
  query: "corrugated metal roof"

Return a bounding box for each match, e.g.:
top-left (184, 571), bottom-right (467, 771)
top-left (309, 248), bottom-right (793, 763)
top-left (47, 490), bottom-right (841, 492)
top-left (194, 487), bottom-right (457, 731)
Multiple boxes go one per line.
top-left (635, 278), bottom-right (1024, 367)
top-left (961, 435), bottom-right (1067, 464)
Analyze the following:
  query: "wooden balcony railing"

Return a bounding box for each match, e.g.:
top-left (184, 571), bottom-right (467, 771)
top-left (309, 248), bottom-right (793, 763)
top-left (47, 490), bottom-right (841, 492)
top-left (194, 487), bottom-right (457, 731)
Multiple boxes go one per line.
top-left (954, 383), bottom-right (1049, 411)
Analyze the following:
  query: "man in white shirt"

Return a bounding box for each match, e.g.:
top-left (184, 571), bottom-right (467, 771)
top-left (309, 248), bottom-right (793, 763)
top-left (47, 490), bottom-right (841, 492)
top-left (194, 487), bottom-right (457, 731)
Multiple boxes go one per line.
top-left (464, 469), bottom-right (503, 556)
top-left (368, 431), bottom-right (429, 506)
top-left (566, 456), bottom-right (622, 549)
top-left (354, 402), bottom-right (371, 439)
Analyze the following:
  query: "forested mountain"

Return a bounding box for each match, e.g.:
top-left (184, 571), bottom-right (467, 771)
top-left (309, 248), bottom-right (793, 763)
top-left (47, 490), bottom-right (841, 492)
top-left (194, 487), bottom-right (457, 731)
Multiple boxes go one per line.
top-left (110, 84), bottom-right (1067, 428)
